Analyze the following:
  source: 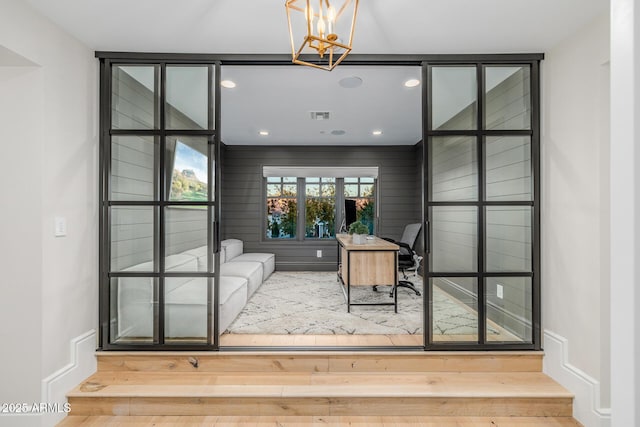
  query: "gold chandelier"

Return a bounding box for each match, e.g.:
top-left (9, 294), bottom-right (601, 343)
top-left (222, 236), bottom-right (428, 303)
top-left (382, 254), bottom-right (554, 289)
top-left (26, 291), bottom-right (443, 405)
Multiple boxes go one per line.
top-left (285, 0), bottom-right (359, 71)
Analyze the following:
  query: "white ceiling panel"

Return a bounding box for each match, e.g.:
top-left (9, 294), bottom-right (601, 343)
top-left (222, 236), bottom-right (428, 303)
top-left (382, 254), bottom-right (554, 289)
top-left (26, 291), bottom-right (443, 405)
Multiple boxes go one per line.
top-left (220, 65), bottom-right (422, 145)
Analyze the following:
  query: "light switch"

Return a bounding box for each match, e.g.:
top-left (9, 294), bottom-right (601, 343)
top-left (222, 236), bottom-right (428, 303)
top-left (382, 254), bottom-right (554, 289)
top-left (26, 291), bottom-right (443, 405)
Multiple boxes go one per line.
top-left (54, 216), bottom-right (67, 237)
top-left (496, 284), bottom-right (504, 299)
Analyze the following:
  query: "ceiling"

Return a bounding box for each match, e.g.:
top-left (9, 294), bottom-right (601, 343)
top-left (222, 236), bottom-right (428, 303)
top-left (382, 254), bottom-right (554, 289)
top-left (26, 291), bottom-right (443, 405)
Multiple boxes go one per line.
top-left (25, 0), bottom-right (608, 145)
top-left (220, 65), bottom-right (422, 145)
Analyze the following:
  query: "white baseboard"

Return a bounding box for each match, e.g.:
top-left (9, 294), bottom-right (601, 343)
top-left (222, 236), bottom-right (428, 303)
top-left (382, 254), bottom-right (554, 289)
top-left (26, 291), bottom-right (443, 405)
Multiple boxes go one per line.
top-left (543, 330), bottom-right (611, 427)
top-left (40, 330), bottom-right (97, 427)
top-left (0, 330), bottom-right (97, 427)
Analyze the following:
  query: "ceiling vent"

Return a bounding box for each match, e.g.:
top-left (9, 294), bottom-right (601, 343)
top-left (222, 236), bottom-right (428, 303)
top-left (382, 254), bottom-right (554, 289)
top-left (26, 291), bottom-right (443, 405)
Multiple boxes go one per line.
top-left (310, 111), bottom-right (331, 121)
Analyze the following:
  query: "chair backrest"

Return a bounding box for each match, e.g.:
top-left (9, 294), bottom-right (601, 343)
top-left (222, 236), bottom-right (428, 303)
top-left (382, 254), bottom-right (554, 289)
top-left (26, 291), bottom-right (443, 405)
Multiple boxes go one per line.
top-left (399, 223), bottom-right (422, 249)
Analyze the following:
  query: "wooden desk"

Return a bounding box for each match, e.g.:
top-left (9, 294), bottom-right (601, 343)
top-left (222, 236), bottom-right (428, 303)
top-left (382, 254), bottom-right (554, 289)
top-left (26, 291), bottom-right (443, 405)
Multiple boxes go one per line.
top-left (336, 234), bottom-right (399, 312)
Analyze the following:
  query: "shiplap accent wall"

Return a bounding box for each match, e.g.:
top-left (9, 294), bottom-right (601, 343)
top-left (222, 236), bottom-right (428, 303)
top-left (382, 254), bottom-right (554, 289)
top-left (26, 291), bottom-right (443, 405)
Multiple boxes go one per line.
top-left (431, 68), bottom-right (532, 338)
top-left (110, 69), bottom-right (208, 270)
top-left (486, 68), bottom-right (532, 130)
top-left (221, 145), bottom-right (421, 271)
top-left (111, 135), bottom-right (155, 201)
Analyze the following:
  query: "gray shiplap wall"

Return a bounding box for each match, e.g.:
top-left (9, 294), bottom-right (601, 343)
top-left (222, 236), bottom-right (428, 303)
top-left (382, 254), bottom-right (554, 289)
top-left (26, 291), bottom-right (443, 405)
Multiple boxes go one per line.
top-left (221, 145), bottom-right (421, 270)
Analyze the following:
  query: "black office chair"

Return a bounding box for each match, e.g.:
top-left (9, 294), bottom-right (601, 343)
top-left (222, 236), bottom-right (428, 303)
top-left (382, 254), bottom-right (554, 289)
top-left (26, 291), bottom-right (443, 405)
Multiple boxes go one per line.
top-left (377, 223), bottom-right (423, 297)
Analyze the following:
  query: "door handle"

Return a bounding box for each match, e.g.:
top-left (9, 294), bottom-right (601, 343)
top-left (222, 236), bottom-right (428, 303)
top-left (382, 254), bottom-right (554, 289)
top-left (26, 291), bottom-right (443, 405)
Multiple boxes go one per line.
top-left (424, 220), bottom-right (430, 254)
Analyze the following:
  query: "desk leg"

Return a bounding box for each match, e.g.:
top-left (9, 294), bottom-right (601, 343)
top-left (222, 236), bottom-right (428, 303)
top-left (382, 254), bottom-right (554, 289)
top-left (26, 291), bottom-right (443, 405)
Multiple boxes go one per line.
top-left (336, 239), bottom-right (340, 282)
top-left (394, 252), bottom-right (398, 313)
top-left (347, 251), bottom-right (351, 313)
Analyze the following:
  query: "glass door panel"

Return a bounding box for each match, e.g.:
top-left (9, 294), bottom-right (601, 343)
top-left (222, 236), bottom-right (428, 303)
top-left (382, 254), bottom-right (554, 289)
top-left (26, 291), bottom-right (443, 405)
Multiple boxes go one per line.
top-left (485, 136), bottom-right (532, 201)
top-left (430, 206), bottom-right (478, 273)
top-left (425, 62), bottom-right (539, 349)
top-left (165, 66), bottom-right (210, 130)
top-left (484, 66), bottom-right (531, 130)
top-left (164, 277), bottom-right (212, 344)
top-left (109, 277), bottom-right (157, 344)
top-left (102, 62), bottom-right (219, 350)
top-left (485, 206), bottom-right (532, 272)
top-left (111, 65), bottom-right (159, 130)
top-left (431, 66), bottom-right (477, 130)
top-left (430, 277), bottom-right (478, 343)
top-left (485, 277), bottom-right (533, 343)
top-left (431, 136), bottom-right (478, 202)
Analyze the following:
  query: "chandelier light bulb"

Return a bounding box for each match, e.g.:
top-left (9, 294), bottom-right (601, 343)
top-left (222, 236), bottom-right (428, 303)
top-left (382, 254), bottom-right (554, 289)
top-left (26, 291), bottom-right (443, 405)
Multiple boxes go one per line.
top-left (327, 5), bottom-right (336, 35)
top-left (286, 0), bottom-right (359, 71)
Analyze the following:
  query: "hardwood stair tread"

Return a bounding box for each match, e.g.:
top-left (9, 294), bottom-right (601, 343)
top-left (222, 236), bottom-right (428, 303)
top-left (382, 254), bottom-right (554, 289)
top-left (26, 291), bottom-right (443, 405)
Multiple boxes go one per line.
top-left (57, 415), bottom-right (584, 426)
top-left (96, 350), bottom-right (544, 357)
top-left (68, 371), bottom-right (572, 399)
top-left (95, 351), bottom-right (544, 373)
top-left (62, 351), bottom-right (576, 420)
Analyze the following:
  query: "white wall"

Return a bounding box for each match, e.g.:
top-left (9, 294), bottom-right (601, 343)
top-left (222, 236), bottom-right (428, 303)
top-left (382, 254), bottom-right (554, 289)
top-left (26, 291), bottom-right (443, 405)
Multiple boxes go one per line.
top-left (0, 60), bottom-right (44, 405)
top-left (610, 1), bottom-right (640, 426)
top-left (541, 12), bottom-right (611, 425)
top-left (0, 0), bottom-right (98, 425)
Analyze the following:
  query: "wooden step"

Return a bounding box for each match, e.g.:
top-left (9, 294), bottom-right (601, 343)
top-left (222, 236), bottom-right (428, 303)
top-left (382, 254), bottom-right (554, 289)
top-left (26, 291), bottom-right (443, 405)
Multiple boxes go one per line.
top-left (58, 415), bottom-right (584, 426)
top-left (96, 351), bottom-right (543, 373)
top-left (67, 370), bottom-right (572, 417)
top-left (61, 351), bottom-right (575, 423)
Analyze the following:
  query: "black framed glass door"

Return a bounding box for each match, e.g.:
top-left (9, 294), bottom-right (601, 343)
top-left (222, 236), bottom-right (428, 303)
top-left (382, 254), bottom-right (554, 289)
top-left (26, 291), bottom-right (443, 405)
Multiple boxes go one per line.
top-left (99, 60), bottom-right (221, 350)
top-left (423, 61), bottom-right (541, 350)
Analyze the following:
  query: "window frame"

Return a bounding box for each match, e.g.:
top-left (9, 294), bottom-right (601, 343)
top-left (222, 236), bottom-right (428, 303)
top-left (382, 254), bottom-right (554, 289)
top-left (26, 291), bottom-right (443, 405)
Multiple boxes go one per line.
top-left (262, 176), bottom-right (378, 243)
top-left (304, 177), bottom-right (337, 240)
top-left (265, 176), bottom-right (299, 240)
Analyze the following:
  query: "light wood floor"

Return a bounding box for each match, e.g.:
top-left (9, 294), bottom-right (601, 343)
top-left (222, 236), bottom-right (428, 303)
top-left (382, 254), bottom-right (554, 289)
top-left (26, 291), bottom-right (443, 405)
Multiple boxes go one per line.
top-left (219, 333), bottom-right (423, 346)
top-left (58, 415), bottom-right (583, 426)
top-left (219, 331), bottom-right (520, 346)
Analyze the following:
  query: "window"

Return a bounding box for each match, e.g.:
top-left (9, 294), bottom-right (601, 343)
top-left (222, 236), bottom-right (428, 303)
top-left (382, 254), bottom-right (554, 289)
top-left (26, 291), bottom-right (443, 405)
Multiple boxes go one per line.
top-left (263, 173), bottom-right (377, 241)
top-left (305, 177), bottom-right (336, 238)
top-left (266, 177), bottom-right (297, 239)
top-left (344, 177), bottom-right (375, 234)
top-left (168, 139), bottom-right (209, 202)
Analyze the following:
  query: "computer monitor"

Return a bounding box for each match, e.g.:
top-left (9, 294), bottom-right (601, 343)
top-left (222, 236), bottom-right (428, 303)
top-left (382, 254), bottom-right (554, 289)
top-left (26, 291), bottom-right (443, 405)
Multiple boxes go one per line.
top-left (344, 199), bottom-right (357, 229)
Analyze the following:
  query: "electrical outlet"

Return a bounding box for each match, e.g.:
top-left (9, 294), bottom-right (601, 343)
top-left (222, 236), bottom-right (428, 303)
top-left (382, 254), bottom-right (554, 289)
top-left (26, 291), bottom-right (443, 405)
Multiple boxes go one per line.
top-left (54, 216), bottom-right (67, 237)
top-left (316, 250), bottom-right (322, 258)
top-left (496, 284), bottom-right (504, 299)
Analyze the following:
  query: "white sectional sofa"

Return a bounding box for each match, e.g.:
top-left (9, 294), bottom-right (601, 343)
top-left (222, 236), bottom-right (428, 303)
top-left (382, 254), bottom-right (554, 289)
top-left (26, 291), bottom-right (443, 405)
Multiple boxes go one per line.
top-left (116, 239), bottom-right (274, 341)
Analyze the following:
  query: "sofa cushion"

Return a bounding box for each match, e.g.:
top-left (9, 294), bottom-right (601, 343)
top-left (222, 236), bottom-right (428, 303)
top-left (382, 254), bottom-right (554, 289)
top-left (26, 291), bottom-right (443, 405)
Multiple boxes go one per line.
top-left (229, 253), bottom-right (275, 280)
top-left (163, 276), bottom-right (248, 337)
top-left (122, 260), bottom-right (154, 272)
top-left (182, 246), bottom-right (208, 272)
top-left (219, 276), bottom-right (249, 333)
top-left (165, 277), bottom-right (207, 305)
top-left (221, 239), bottom-right (243, 262)
top-left (220, 261), bottom-right (263, 297)
top-left (165, 253), bottom-right (199, 293)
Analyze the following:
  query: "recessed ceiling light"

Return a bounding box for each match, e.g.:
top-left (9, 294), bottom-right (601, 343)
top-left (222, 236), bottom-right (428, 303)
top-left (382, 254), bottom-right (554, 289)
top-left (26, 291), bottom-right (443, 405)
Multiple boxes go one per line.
top-left (372, 130), bottom-right (383, 136)
top-left (221, 80), bottom-right (236, 88)
top-left (338, 76), bottom-right (363, 88)
top-left (404, 79), bottom-right (420, 88)
top-left (259, 130), bottom-right (269, 136)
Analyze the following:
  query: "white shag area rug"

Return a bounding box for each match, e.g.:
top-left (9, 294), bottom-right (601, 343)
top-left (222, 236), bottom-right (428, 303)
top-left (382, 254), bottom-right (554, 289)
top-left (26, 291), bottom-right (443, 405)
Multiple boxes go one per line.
top-left (226, 271), bottom-right (489, 336)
